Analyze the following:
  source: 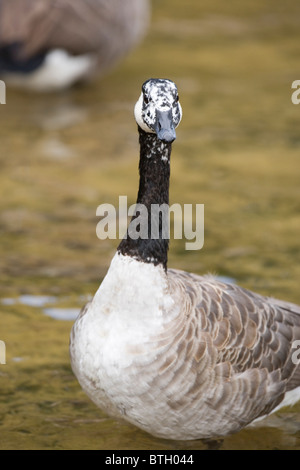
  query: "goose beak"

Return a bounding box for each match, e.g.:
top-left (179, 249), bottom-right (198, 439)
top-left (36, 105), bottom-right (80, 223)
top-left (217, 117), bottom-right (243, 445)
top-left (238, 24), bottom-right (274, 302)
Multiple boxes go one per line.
top-left (154, 108), bottom-right (176, 143)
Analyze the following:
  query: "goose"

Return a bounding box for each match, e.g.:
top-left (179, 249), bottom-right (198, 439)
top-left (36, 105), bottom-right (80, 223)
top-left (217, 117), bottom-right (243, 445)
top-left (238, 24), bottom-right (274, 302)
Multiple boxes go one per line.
top-left (70, 78), bottom-right (300, 440)
top-left (0, 0), bottom-right (149, 91)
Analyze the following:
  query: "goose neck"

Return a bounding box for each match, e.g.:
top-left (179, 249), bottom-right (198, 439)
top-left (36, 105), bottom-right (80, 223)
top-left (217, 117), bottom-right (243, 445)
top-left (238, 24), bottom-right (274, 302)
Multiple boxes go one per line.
top-left (117, 127), bottom-right (172, 269)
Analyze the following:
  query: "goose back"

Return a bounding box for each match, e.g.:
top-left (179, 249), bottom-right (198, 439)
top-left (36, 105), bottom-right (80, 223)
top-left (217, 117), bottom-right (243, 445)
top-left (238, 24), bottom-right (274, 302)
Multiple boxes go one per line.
top-left (0, 0), bottom-right (150, 73)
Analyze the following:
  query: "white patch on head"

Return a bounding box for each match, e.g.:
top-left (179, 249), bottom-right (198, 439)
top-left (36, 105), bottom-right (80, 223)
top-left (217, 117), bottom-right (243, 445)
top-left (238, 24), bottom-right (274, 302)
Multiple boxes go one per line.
top-left (134, 78), bottom-right (182, 134)
top-left (134, 93), bottom-right (155, 133)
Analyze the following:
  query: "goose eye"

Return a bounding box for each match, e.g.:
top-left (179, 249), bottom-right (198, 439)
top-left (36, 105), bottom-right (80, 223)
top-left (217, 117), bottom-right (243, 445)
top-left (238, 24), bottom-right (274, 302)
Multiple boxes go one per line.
top-left (175, 94), bottom-right (179, 103)
top-left (143, 95), bottom-right (149, 105)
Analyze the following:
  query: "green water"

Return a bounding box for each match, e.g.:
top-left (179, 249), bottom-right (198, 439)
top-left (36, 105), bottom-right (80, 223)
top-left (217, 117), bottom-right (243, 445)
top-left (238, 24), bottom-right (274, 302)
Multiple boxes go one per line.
top-left (0, 0), bottom-right (300, 450)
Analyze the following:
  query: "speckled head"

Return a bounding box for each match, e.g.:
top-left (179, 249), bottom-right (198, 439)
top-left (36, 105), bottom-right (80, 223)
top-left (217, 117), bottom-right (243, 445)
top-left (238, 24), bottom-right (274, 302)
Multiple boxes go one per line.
top-left (134, 78), bottom-right (182, 143)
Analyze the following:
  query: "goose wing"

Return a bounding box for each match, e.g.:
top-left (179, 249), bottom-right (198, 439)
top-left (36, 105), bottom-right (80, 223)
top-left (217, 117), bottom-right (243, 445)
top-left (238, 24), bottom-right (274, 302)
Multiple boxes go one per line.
top-left (0, 0), bottom-right (149, 60)
top-left (166, 269), bottom-right (300, 429)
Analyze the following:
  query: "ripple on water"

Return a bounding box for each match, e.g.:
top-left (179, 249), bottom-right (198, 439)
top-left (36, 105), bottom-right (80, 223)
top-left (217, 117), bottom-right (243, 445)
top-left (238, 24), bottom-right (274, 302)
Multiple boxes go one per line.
top-left (1, 295), bottom-right (82, 321)
top-left (43, 308), bottom-right (80, 321)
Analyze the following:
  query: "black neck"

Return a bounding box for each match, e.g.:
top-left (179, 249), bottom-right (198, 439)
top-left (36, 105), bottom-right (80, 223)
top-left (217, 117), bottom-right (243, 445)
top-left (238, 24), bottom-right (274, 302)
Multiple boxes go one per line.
top-left (118, 127), bottom-right (172, 270)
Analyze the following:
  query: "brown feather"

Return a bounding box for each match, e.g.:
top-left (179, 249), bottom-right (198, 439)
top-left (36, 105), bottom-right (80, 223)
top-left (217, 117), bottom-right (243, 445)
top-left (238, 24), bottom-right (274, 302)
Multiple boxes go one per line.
top-left (163, 268), bottom-right (300, 430)
top-left (0, 0), bottom-right (149, 69)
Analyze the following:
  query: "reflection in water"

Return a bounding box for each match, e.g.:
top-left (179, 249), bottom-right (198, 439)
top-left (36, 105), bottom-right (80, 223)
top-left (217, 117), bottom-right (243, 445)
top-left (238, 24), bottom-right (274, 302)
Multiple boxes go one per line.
top-left (43, 308), bottom-right (80, 321)
top-left (18, 295), bottom-right (57, 307)
top-left (39, 137), bottom-right (75, 161)
top-left (36, 103), bottom-right (88, 131)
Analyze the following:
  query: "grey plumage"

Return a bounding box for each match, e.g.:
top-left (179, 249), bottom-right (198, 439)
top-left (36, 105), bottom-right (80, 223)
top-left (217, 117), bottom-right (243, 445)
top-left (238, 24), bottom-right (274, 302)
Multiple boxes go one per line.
top-left (162, 269), bottom-right (300, 435)
top-left (0, 0), bottom-right (150, 85)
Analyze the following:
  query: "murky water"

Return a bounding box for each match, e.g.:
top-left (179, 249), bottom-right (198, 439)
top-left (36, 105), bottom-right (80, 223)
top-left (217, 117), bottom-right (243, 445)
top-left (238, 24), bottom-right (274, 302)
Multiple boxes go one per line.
top-left (1, 0), bottom-right (300, 450)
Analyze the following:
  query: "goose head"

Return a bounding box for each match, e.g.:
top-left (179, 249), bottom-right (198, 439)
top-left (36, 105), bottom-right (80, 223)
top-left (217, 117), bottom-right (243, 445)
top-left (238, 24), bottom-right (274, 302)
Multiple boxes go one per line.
top-left (134, 78), bottom-right (182, 143)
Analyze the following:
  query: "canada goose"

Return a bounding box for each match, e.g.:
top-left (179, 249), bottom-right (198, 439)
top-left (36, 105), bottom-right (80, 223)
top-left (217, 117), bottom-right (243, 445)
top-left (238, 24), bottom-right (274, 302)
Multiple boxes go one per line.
top-left (0, 0), bottom-right (150, 91)
top-left (70, 79), bottom-right (300, 440)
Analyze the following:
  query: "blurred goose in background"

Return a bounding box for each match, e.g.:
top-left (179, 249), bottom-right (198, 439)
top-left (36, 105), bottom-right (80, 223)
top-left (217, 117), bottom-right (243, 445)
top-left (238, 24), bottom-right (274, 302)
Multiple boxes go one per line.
top-left (0, 0), bottom-right (150, 91)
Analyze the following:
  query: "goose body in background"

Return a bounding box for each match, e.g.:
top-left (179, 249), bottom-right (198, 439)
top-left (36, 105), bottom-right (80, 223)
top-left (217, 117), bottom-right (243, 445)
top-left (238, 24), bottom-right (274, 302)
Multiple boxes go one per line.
top-left (70, 79), bottom-right (300, 440)
top-left (0, 0), bottom-right (150, 91)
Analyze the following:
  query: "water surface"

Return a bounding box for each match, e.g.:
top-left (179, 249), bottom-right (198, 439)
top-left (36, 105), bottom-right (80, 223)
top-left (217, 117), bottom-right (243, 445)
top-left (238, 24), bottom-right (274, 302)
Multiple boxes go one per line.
top-left (0, 0), bottom-right (300, 450)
